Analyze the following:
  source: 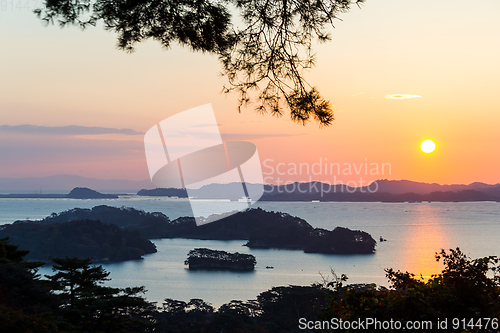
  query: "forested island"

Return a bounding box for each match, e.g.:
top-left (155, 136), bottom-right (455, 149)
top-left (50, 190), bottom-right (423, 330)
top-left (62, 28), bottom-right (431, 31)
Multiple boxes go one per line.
top-left (184, 248), bottom-right (256, 271)
top-left (0, 219), bottom-right (156, 261)
top-left (9, 205), bottom-right (376, 257)
top-left (137, 187), bottom-right (188, 198)
top-left (245, 225), bottom-right (376, 254)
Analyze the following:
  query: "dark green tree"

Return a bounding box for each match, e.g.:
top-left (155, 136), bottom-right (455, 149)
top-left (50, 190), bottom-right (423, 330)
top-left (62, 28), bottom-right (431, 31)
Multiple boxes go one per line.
top-left (34, 0), bottom-right (365, 126)
top-left (0, 238), bottom-right (59, 332)
top-left (211, 300), bottom-right (258, 332)
top-left (47, 257), bottom-right (111, 310)
top-left (0, 236), bottom-right (30, 264)
top-left (46, 257), bottom-right (155, 332)
top-left (256, 285), bottom-right (326, 331)
top-left (154, 298), bottom-right (215, 332)
top-left (321, 248), bottom-right (500, 332)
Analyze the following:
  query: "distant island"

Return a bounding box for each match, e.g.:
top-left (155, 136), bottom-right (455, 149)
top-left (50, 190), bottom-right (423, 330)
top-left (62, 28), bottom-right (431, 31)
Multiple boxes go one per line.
top-left (135, 179), bottom-right (500, 202)
top-left (0, 187), bottom-right (118, 199)
top-left (184, 248), bottom-right (256, 271)
top-left (10, 205), bottom-right (377, 256)
top-left (2, 178), bottom-right (500, 201)
top-left (137, 187), bottom-right (188, 198)
top-left (66, 187), bottom-right (119, 199)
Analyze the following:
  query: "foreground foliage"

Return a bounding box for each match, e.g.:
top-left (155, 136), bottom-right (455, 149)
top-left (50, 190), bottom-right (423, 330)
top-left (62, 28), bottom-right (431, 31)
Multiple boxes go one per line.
top-left (46, 257), bottom-right (155, 332)
top-left (321, 248), bottom-right (500, 332)
top-left (2, 237), bottom-right (500, 332)
top-left (0, 238), bottom-right (155, 332)
top-left (35, 0), bottom-right (366, 126)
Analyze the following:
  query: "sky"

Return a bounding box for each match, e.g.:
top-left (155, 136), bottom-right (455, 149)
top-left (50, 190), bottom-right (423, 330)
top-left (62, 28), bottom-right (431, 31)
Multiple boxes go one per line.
top-left (1, 0), bottom-right (500, 186)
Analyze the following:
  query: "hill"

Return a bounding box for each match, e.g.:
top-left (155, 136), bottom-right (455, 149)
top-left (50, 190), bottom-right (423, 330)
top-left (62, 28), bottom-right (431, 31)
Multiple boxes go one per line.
top-left (66, 187), bottom-right (119, 199)
top-left (372, 179), bottom-right (500, 195)
top-left (0, 219), bottom-right (157, 261)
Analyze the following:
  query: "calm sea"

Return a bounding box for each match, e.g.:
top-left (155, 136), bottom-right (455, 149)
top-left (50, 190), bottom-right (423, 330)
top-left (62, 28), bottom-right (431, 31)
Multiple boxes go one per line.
top-left (1, 197), bottom-right (499, 307)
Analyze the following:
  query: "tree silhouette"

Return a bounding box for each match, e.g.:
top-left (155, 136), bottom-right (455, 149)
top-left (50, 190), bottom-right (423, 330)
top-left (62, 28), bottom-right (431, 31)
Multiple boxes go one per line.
top-left (0, 238), bottom-right (59, 332)
top-left (321, 248), bottom-right (500, 331)
top-left (46, 257), bottom-right (155, 331)
top-left (35, 0), bottom-right (365, 126)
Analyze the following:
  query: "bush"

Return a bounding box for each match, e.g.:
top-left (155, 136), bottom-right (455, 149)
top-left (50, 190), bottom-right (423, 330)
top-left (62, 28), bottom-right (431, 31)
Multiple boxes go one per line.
top-left (321, 248), bottom-right (500, 332)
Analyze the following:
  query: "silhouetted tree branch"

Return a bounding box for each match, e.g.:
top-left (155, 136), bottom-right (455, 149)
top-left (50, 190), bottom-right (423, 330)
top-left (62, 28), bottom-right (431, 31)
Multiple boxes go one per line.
top-left (34, 0), bottom-right (365, 126)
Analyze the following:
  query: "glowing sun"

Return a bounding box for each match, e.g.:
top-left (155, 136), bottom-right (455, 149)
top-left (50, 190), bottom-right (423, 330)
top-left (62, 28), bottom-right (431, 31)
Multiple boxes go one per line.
top-left (420, 140), bottom-right (436, 153)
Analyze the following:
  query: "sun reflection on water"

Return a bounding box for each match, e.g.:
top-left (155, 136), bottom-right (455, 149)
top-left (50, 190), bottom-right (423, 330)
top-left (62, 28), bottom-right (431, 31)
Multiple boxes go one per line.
top-left (397, 205), bottom-right (449, 280)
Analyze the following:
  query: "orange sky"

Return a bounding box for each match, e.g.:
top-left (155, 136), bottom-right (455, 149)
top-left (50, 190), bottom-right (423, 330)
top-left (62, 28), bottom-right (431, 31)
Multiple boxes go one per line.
top-left (1, 0), bottom-right (499, 185)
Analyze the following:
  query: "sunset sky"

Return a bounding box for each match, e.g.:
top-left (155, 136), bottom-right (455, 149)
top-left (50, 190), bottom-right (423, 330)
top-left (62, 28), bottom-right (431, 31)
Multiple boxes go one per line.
top-left (1, 0), bottom-right (499, 186)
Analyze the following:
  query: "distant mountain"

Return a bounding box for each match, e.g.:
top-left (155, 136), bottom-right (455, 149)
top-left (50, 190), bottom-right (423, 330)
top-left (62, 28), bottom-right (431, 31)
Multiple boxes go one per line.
top-left (372, 179), bottom-right (500, 195)
top-left (136, 179), bottom-right (500, 202)
top-left (3, 175), bottom-right (500, 202)
top-left (0, 175), bottom-right (154, 193)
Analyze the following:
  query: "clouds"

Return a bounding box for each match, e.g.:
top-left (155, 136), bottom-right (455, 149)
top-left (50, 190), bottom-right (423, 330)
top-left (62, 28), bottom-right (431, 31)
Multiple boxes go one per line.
top-left (385, 94), bottom-right (422, 100)
top-left (0, 131), bottom-right (147, 179)
top-left (0, 124), bottom-right (147, 179)
top-left (0, 125), bottom-right (144, 136)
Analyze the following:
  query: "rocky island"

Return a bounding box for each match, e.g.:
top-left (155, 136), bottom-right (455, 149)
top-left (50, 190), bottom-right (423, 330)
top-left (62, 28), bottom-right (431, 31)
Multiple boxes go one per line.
top-left (184, 248), bottom-right (256, 271)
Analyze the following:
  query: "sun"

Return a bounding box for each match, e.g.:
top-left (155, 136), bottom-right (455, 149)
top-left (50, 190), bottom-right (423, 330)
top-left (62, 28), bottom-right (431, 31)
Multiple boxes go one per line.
top-left (420, 140), bottom-right (436, 153)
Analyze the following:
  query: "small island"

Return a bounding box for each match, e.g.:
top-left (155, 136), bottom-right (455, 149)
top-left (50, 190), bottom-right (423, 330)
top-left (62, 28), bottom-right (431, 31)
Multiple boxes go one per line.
top-left (0, 187), bottom-right (119, 199)
top-left (184, 248), bottom-right (256, 271)
top-left (137, 187), bottom-right (188, 198)
top-left (66, 187), bottom-right (119, 199)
